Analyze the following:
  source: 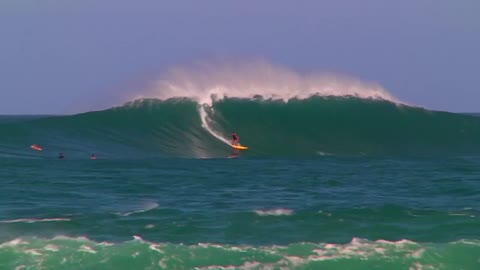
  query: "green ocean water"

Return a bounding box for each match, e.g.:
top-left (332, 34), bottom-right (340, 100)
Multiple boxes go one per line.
top-left (1, 97), bottom-right (480, 269)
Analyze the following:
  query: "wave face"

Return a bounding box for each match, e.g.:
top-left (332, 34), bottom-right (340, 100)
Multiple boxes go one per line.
top-left (1, 96), bottom-right (480, 158)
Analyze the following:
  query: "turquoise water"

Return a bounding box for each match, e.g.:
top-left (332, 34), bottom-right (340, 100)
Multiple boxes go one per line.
top-left (1, 97), bottom-right (480, 269)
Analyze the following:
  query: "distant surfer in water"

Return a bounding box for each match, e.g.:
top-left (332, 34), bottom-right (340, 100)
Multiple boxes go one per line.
top-left (58, 153), bottom-right (64, 159)
top-left (231, 133), bottom-right (239, 146)
top-left (30, 144), bottom-right (42, 151)
top-left (90, 154), bottom-right (96, 160)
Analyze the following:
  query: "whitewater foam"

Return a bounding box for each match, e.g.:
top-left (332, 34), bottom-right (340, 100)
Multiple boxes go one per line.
top-left (0, 218), bottom-right (71, 224)
top-left (79, 245), bottom-right (97, 254)
top-left (0, 238), bottom-right (24, 248)
top-left (43, 244), bottom-right (59, 252)
top-left (195, 261), bottom-right (261, 270)
top-left (254, 209), bottom-right (294, 216)
top-left (24, 249), bottom-right (42, 256)
top-left (0, 237), bottom-right (477, 269)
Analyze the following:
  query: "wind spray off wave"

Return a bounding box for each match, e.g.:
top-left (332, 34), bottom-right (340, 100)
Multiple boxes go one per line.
top-left (140, 61), bottom-right (401, 105)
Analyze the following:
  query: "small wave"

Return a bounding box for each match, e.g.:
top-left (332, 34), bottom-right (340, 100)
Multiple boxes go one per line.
top-left (194, 261), bottom-right (261, 270)
top-left (316, 151), bottom-right (332, 156)
top-left (254, 208), bottom-right (293, 216)
top-left (118, 202), bottom-right (159, 217)
top-left (43, 244), bottom-right (59, 252)
top-left (79, 245), bottom-right (97, 254)
top-left (0, 238), bottom-right (25, 248)
top-left (52, 235), bottom-right (92, 242)
top-left (24, 249), bottom-right (42, 256)
top-left (0, 218), bottom-right (71, 224)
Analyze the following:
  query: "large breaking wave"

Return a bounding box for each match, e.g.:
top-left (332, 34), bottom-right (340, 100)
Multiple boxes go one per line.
top-left (1, 97), bottom-right (480, 158)
top-left (1, 62), bottom-right (480, 158)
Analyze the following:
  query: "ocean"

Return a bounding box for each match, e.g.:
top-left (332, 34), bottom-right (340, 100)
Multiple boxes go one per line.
top-left (1, 96), bottom-right (480, 269)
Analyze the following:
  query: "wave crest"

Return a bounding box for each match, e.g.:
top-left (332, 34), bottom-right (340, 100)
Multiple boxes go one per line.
top-left (136, 61), bottom-right (402, 106)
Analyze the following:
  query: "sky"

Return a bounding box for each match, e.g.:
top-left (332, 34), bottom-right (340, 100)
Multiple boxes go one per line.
top-left (0, 0), bottom-right (479, 114)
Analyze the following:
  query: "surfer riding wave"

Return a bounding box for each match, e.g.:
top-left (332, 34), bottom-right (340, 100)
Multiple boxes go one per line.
top-left (231, 133), bottom-right (239, 146)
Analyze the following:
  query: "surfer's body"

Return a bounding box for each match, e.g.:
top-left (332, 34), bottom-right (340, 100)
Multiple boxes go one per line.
top-left (231, 133), bottom-right (239, 146)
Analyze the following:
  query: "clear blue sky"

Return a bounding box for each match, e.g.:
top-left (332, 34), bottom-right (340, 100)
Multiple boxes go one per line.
top-left (1, 0), bottom-right (479, 114)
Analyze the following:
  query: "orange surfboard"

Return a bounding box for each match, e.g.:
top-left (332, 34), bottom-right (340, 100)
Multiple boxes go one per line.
top-left (231, 144), bottom-right (248, 150)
